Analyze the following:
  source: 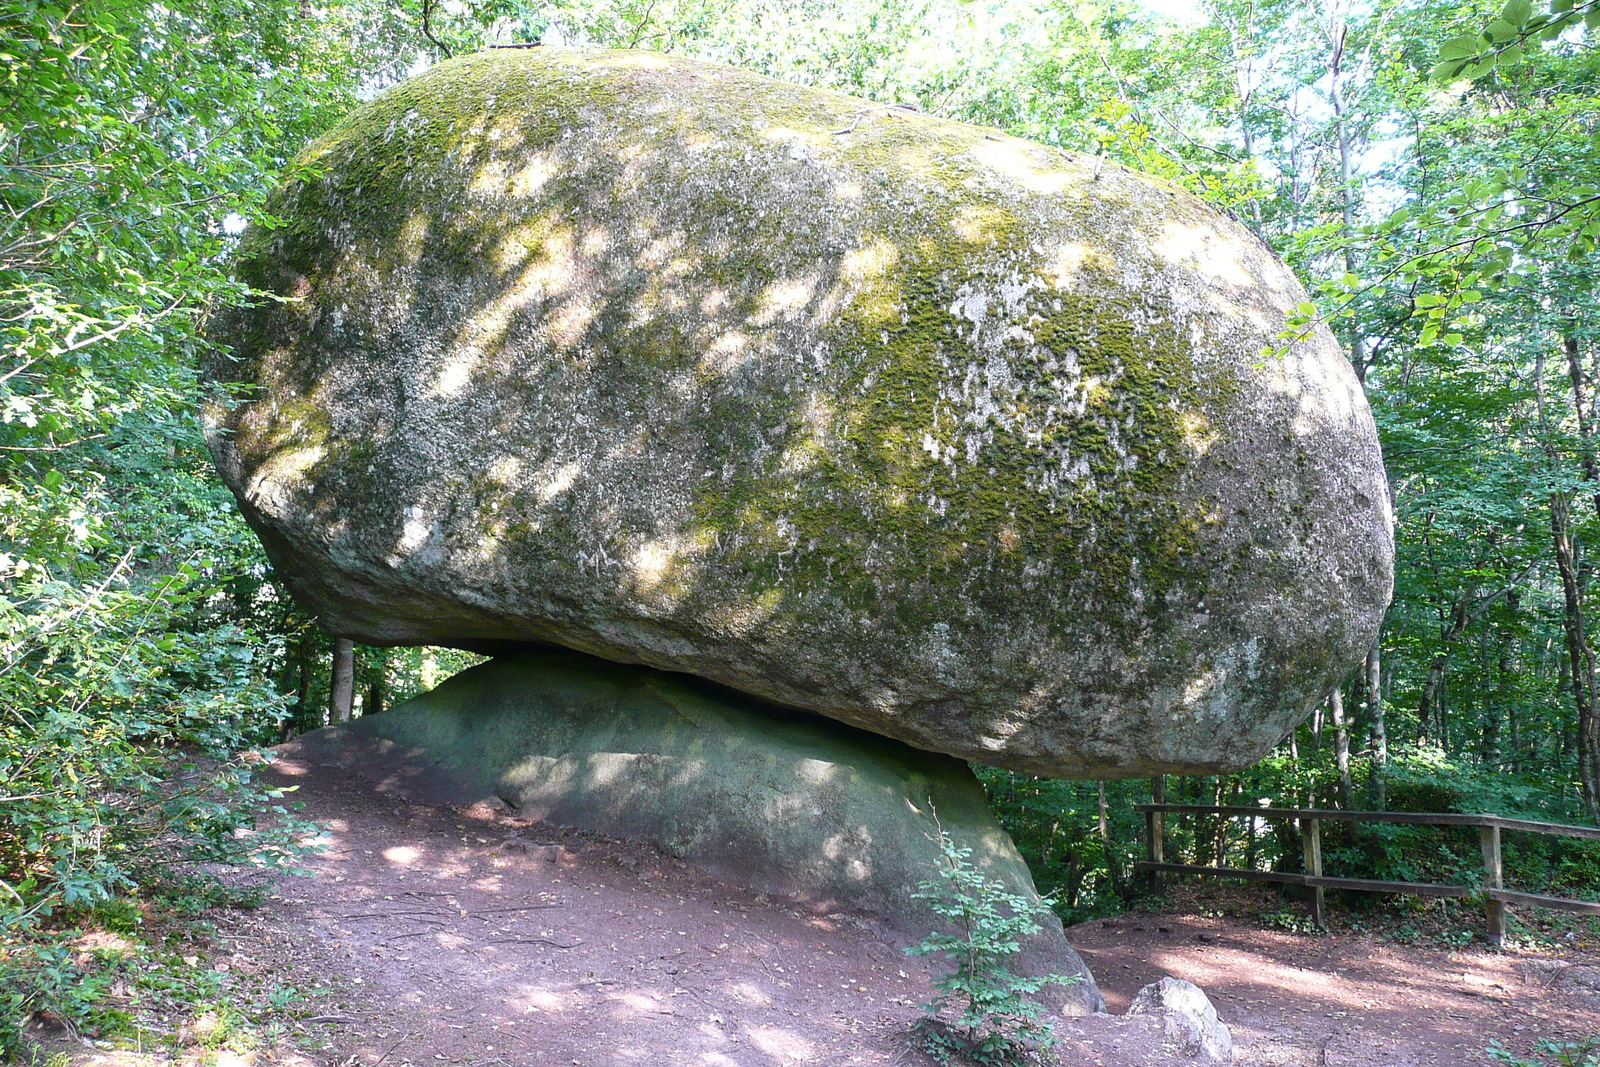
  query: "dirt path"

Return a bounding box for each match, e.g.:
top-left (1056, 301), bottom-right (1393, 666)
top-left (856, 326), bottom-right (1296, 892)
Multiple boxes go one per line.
top-left (118, 755), bottom-right (1600, 1066)
top-left (1071, 910), bottom-right (1600, 1065)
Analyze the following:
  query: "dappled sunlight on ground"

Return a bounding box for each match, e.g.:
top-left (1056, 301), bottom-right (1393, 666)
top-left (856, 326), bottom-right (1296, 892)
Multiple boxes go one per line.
top-left (1071, 903), bottom-right (1600, 1067)
top-left (121, 755), bottom-right (1597, 1067)
top-left (240, 756), bottom-right (932, 1066)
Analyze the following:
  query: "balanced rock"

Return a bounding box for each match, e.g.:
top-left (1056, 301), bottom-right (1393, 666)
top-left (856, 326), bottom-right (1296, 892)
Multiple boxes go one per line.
top-left (286, 649), bottom-right (1106, 1014)
top-left (206, 47), bottom-right (1393, 777)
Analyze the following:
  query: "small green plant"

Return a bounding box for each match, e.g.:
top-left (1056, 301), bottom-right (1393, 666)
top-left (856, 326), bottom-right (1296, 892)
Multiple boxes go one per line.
top-left (906, 829), bottom-right (1075, 1066)
top-left (1259, 909), bottom-right (1320, 935)
top-left (1489, 1039), bottom-right (1600, 1067)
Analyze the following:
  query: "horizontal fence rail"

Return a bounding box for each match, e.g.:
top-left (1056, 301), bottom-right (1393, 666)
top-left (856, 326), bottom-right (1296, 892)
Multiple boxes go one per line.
top-left (1132, 803), bottom-right (1600, 945)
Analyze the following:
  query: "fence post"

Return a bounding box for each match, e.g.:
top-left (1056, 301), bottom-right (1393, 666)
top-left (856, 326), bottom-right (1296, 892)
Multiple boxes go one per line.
top-left (1301, 816), bottom-right (1326, 928)
top-left (1480, 823), bottom-right (1506, 948)
top-left (1141, 778), bottom-right (1166, 891)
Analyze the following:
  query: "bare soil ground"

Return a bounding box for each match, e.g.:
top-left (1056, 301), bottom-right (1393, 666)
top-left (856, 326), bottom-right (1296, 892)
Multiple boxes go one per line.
top-left (1071, 905), bottom-right (1600, 1066)
top-left (44, 754), bottom-right (1600, 1067)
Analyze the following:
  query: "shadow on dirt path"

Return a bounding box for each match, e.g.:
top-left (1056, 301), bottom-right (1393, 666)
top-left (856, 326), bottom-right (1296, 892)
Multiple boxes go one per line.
top-left (61, 753), bottom-right (1595, 1067)
top-left (1071, 907), bottom-right (1600, 1066)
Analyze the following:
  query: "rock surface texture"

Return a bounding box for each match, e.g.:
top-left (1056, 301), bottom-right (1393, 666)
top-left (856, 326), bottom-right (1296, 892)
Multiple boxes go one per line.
top-left (206, 47), bottom-right (1393, 778)
top-left (289, 650), bottom-right (1107, 1014)
top-left (1127, 976), bottom-right (1233, 1062)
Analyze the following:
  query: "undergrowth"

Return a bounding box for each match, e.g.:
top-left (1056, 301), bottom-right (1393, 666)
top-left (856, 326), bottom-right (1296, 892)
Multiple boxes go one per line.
top-left (906, 829), bottom-right (1076, 1066)
top-left (979, 745), bottom-right (1600, 932)
top-left (0, 861), bottom-right (318, 1063)
top-left (1490, 1039), bottom-right (1600, 1067)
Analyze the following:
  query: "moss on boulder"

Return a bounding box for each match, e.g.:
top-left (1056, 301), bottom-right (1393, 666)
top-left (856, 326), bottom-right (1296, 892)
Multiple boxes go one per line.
top-left (206, 47), bottom-right (1393, 777)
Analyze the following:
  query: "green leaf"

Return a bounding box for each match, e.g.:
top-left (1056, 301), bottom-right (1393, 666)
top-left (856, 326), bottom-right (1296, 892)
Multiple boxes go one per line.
top-left (1500, 42), bottom-right (1525, 66)
top-left (1438, 33), bottom-right (1482, 60)
top-left (1419, 324), bottom-right (1441, 345)
top-left (1485, 18), bottom-right (1520, 41)
top-left (1500, 0), bottom-right (1533, 27)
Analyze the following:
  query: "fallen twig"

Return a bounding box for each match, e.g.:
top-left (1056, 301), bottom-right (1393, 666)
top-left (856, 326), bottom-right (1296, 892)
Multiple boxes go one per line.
top-left (831, 104), bottom-right (919, 135)
top-left (371, 1029), bottom-right (417, 1067)
top-left (484, 937), bottom-right (581, 948)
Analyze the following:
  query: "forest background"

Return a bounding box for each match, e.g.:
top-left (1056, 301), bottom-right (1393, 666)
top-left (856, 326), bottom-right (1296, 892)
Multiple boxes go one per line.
top-left (6, 0), bottom-right (1600, 1053)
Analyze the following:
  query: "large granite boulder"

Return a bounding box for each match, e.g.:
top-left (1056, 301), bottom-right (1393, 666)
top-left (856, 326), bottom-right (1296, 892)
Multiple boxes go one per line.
top-left (287, 649), bottom-right (1106, 1014)
top-left (205, 47), bottom-right (1393, 778)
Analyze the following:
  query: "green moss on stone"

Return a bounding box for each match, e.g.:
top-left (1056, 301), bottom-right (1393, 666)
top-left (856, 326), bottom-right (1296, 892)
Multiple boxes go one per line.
top-left (688, 201), bottom-right (1237, 635)
top-left (224, 47), bottom-right (1245, 644)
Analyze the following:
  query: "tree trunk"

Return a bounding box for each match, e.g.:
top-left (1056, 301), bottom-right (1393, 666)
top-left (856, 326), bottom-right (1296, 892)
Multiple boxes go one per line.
top-left (1097, 781), bottom-right (1126, 896)
top-left (366, 649), bottom-right (389, 717)
top-left (330, 637), bottom-right (355, 726)
top-left (1196, 777), bottom-right (1224, 864)
top-left (1366, 634), bottom-right (1386, 809)
top-left (1330, 688), bottom-right (1351, 809)
top-left (1553, 492), bottom-right (1600, 819)
top-left (1150, 775), bottom-right (1166, 867)
top-left (1327, 13), bottom-right (1371, 384)
top-left (1563, 326), bottom-right (1600, 817)
top-left (279, 635), bottom-right (316, 741)
top-left (304, 635), bottom-right (321, 727)
top-left (1567, 331), bottom-right (1600, 510)
top-left (1486, 606), bottom-right (1514, 768)
top-left (1417, 648), bottom-right (1450, 741)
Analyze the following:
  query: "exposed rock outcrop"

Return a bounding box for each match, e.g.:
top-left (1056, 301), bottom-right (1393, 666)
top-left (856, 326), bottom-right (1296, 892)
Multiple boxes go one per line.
top-left (205, 47), bottom-right (1392, 777)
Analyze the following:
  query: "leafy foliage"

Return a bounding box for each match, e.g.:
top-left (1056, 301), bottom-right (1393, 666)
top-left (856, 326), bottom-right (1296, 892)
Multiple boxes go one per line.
top-left (905, 830), bottom-right (1072, 1066)
top-left (0, 0), bottom-right (417, 1054)
top-left (1490, 1038), bottom-right (1600, 1067)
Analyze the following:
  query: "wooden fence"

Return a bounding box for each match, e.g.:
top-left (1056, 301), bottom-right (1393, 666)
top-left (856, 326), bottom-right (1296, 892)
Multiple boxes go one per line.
top-left (1133, 803), bottom-right (1600, 945)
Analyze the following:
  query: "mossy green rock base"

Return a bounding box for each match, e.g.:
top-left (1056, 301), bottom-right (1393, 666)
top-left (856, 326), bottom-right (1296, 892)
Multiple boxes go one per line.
top-left (289, 650), bottom-right (1106, 1014)
top-left (208, 47), bottom-right (1393, 777)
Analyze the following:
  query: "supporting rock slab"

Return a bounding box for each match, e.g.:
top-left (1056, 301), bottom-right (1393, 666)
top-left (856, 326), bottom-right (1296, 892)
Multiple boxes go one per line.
top-left (286, 649), bottom-right (1105, 1014)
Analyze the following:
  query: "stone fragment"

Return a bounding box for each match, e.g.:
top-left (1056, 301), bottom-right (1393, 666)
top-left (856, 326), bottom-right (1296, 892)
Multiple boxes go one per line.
top-left (207, 46), bottom-right (1393, 777)
top-left (1126, 975), bottom-right (1233, 1062)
